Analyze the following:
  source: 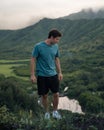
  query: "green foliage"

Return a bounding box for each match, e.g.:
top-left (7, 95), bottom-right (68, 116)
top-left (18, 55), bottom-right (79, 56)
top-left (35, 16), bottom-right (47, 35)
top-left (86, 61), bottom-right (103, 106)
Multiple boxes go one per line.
top-left (13, 65), bottom-right (30, 77)
top-left (0, 60), bottom-right (29, 80)
top-left (87, 125), bottom-right (98, 130)
top-left (79, 92), bottom-right (104, 113)
top-left (0, 105), bottom-right (18, 129)
top-left (0, 76), bottom-right (40, 113)
top-left (0, 105), bottom-right (17, 124)
top-left (0, 74), bottom-right (5, 81)
top-left (0, 19), bottom-right (104, 59)
top-left (0, 108), bottom-right (103, 130)
top-left (0, 75), bottom-right (104, 130)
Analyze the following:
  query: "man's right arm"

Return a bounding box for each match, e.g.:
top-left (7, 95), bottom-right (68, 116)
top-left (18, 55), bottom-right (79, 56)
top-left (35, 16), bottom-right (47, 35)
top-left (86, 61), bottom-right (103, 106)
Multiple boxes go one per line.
top-left (30, 57), bottom-right (37, 83)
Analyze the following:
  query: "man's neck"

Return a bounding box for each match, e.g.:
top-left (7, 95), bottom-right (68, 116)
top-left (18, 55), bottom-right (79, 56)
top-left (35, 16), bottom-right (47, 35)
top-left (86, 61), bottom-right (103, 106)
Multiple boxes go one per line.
top-left (45, 39), bottom-right (53, 45)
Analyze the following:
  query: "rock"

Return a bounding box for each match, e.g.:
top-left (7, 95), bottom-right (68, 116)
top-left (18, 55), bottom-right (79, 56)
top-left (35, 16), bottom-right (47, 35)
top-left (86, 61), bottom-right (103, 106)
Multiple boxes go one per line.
top-left (58, 96), bottom-right (84, 114)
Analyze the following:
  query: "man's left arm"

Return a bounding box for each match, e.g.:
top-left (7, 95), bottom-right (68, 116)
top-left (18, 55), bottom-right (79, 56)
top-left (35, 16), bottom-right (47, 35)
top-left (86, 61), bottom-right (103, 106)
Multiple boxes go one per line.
top-left (55, 57), bottom-right (63, 81)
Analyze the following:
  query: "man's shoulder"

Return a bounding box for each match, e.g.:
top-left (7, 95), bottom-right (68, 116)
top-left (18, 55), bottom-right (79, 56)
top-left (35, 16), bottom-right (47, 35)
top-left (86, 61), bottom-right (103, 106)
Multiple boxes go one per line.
top-left (35, 41), bottom-right (44, 47)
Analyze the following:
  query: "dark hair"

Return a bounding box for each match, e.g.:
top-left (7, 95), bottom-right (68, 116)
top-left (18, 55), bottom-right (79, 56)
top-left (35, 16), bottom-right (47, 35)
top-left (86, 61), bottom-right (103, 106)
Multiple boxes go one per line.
top-left (48, 29), bottom-right (62, 38)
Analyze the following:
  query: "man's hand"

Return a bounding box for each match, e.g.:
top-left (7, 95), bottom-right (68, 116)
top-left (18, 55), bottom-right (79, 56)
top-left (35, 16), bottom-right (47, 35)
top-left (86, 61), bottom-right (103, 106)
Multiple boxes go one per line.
top-left (58, 73), bottom-right (63, 81)
top-left (30, 75), bottom-right (37, 83)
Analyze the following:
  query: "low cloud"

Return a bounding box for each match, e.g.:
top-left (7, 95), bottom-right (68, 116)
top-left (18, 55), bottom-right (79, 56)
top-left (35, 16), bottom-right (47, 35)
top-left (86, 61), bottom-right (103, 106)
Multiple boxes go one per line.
top-left (0, 0), bottom-right (104, 30)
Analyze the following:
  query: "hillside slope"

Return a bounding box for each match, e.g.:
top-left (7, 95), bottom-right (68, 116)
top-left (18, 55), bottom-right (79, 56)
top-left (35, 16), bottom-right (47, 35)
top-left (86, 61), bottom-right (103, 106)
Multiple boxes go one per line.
top-left (0, 18), bottom-right (104, 59)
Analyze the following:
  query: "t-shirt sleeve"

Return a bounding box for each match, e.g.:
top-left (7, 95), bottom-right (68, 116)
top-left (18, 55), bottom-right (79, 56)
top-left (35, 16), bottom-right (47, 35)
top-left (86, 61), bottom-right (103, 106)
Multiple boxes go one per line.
top-left (55, 46), bottom-right (60, 57)
top-left (32, 45), bottom-right (39, 58)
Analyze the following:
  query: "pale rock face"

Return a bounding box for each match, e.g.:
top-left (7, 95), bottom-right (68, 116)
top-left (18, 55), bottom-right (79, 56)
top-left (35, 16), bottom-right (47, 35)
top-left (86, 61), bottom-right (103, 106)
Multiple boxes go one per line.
top-left (58, 96), bottom-right (83, 114)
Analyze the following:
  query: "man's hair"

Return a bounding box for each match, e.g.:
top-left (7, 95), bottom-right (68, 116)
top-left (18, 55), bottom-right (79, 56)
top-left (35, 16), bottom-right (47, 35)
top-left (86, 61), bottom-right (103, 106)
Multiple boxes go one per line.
top-left (48, 29), bottom-right (62, 38)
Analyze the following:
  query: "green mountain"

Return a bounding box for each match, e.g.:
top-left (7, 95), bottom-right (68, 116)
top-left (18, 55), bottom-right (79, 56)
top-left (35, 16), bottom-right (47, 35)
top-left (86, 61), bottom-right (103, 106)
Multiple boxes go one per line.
top-left (0, 18), bottom-right (104, 60)
top-left (0, 18), bottom-right (67, 59)
top-left (61, 9), bottom-right (104, 20)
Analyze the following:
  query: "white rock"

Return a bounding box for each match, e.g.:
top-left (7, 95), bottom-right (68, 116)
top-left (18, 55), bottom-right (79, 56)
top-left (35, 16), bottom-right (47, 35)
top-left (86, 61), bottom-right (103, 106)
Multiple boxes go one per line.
top-left (58, 96), bottom-right (83, 114)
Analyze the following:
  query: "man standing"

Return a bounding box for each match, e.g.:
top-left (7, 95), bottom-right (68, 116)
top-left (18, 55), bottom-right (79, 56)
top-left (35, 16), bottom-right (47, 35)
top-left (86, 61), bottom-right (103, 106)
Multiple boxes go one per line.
top-left (30, 29), bottom-right (63, 119)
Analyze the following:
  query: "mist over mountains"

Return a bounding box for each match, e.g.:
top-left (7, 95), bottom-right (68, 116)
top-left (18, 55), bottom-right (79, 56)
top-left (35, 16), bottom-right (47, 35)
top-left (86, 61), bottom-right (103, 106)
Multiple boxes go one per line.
top-left (61, 8), bottom-right (104, 20)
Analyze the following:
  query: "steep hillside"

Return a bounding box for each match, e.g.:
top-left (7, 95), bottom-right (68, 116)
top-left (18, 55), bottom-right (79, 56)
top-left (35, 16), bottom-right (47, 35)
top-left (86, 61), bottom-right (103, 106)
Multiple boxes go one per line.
top-left (0, 18), bottom-right (69, 59)
top-left (0, 18), bottom-right (104, 59)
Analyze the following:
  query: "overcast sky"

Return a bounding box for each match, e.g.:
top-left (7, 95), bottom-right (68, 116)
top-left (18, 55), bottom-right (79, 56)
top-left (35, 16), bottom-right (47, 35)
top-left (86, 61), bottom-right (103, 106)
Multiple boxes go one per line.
top-left (0, 0), bottom-right (104, 30)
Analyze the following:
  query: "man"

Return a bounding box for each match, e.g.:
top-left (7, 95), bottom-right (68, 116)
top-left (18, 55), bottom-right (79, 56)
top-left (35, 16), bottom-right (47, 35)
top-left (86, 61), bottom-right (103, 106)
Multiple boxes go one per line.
top-left (30, 29), bottom-right (63, 119)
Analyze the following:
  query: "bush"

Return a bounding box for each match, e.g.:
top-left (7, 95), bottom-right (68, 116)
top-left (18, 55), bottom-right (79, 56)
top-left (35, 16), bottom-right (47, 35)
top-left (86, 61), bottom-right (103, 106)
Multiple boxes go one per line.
top-left (78, 92), bottom-right (104, 113)
top-left (87, 125), bottom-right (98, 130)
top-left (0, 105), bottom-right (18, 129)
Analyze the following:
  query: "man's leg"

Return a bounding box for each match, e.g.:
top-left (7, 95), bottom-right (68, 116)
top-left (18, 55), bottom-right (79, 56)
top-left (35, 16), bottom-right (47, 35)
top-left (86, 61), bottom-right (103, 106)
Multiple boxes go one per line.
top-left (42, 94), bottom-right (48, 112)
top-left (52, 92), bottom-right (61, 119)
top-left (53, 92), bottom-right (59, 111)
top-left (37, 76), bottom-right (50, 119)
top-left (42, 94), bottom-right (50, 119)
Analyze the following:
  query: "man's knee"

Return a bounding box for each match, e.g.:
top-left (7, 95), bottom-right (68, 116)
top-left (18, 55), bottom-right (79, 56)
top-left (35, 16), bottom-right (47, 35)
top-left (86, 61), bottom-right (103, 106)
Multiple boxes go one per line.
top-left (42, 94), bottom-right (48, 100)
top-left (53, 92), bottom-right (59, 98)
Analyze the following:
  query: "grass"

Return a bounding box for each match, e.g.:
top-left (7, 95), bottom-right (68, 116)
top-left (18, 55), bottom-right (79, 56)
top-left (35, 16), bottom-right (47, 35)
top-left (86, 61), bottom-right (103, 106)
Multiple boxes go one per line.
top-left (0, 59), bottom-right (29, 63)
top-left (0, 64), bottom-right (18, 77)
top-left (0, 60), bottom-right (29, 80)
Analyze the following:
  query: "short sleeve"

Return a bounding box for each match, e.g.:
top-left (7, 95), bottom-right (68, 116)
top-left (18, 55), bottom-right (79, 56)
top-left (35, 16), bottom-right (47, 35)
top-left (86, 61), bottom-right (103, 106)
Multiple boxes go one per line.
top-left (32, 45), bottom-right (39, 58)
top-left (55, 46), bottom-right (60, 57)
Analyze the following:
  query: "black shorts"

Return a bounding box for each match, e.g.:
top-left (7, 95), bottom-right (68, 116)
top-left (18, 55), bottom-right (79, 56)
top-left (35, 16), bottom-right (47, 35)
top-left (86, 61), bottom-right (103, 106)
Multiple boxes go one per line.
top-left (37, 75), bottom-right (59, 95)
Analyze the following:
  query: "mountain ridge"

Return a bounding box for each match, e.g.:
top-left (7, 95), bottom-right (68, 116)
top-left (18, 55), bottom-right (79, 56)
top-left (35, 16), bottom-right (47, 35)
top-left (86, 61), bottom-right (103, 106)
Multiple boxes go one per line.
top-left (0, 18), bottom-right (104, 59)
top-left (60, 8), bottom-right (104, 20)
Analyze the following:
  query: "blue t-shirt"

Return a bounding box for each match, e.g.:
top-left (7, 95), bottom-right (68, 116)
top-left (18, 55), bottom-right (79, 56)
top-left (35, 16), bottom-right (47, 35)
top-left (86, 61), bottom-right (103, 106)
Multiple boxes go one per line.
top-left (32, 42), bottom-right (60, 76)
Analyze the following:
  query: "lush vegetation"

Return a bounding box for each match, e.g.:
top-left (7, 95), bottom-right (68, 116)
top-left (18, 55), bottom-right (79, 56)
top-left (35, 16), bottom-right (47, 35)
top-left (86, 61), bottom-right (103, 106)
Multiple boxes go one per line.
top-left (0, 75), bottom-right (104, 130)
top-left (0, 18), bottom-right (104, 60)
top-left (0, 14), bottom-right (104, 129)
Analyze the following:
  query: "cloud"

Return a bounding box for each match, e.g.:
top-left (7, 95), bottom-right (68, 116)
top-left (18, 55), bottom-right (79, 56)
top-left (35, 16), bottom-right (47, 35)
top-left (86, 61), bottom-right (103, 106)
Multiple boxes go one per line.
top-left (0, 0), bottom-right (104, 29)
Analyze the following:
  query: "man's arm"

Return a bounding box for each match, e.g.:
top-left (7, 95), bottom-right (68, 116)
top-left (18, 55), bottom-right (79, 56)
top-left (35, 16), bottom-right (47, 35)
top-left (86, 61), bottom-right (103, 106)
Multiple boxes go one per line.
top-left (30, 57), bottom-right (37, 83)
top-left (55, 57), bottom-right (63, 81)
